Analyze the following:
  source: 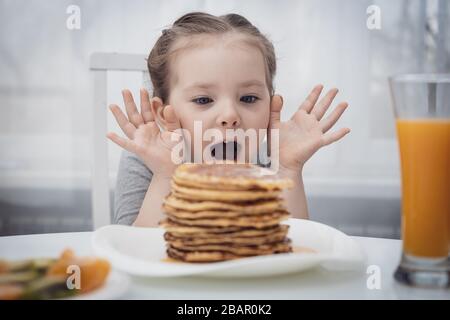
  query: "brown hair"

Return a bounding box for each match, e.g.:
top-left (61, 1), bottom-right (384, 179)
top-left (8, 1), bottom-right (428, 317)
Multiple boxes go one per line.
top-left (147, 12), bottom-right (276, 104)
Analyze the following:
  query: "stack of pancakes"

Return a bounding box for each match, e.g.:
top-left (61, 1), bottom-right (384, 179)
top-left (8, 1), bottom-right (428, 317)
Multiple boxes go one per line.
top-left (160, 163), bottom-right (294, 262)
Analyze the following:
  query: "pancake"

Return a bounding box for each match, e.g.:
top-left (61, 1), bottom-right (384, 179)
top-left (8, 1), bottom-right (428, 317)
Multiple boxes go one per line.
top-left (159, 219), bottom-right (244, 234)
top-left (167, 244), bottom-right (292, 263)
top-left (164, 193), bottom-right (285, 213)
top-left (167, 246), bottom-right (244, 262)
top-left (166, 211), bottom-right (289, 228)
top-left (173, 163), bottom-right (294, 191)
top-left (164, 223), bottom-right (289, 238)
top-left (171, 182), bottom-right (281, 202)
top-left (162, 203), bottom-right (285, 219)
top-left (164, 230), bottom-right (288, 246)
top-left (168, 238), bottom-right (292, 255)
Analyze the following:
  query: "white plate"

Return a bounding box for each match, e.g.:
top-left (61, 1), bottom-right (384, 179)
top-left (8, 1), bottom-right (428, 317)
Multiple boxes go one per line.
top-left (66, 271), bottom-right (130, 300)
top-left (92, 219), bottom-right (366, 278)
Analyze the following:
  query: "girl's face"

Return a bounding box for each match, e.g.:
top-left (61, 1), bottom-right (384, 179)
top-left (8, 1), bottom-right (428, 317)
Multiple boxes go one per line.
top-left (167, 33), bottom-right (271, 163)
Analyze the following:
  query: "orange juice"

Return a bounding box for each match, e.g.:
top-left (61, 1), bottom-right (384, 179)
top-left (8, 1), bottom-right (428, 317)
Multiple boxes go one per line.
top-left (396, 119), bottom-right (450, 258)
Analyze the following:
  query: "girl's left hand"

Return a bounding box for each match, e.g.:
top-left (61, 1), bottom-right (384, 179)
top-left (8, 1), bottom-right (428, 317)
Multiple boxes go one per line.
top-left (268, 85), bottom-right (350, 175)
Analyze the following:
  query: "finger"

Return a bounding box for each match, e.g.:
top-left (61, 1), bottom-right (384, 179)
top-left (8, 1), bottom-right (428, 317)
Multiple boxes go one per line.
top-left (147, 121), bottom-right (161, 136)
top-left (163, 105), bottom-right (181, 132)
top-left (269, 95), bottom-right (283, 127)
top-left (109, 104), bottom-right (136, 139)
top-left (321, 127), bottom-right (351, 146)
top-left (122, 89), bottom-right (144, 127)
top-left (160, 129), bottom-right (184, 149)
top-left (140, 88), bottom-right (154, 123)
top-left (297, 84), bottom-right (323, 115)
top-left (312, 88), bottom-right (339, 120)
top-left (106, 132), bottom-right (138, 154)
top-left (267, 95), bottom-right (283, 157)
top-left (320, 102), bottom-right (348, 132)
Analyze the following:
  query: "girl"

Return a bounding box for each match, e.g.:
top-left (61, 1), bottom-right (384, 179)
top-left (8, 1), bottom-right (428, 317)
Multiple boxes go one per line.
top-left (107, 12), bottom-right (350, 227)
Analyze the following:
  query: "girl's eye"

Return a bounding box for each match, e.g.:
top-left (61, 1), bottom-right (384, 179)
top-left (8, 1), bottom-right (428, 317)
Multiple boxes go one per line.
top-left (193, 97), bottom-right (213, 105)
top-left (240, 95), bottom-right (259, 104)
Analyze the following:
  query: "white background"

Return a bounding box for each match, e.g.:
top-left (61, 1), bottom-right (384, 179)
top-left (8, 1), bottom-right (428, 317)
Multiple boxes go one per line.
top-left (0, 0), bottom-right (449, 235)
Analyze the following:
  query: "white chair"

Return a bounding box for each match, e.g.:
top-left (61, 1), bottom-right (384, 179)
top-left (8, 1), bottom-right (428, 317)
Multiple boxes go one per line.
top-left (89, 52), bottom-right (149, 229)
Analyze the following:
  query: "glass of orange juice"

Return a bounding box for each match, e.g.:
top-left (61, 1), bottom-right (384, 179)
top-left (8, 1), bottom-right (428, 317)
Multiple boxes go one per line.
top-left (389, 74), bottom-right (450, 288)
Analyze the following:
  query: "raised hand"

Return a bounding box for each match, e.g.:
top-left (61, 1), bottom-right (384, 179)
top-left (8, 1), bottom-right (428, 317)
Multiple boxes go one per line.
top-left (107, 88), bottom-right (183, 178)
top-left (269, 85), bottom-right (350, 174)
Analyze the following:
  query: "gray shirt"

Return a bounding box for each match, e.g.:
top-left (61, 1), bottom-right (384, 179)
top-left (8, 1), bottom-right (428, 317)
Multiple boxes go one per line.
top-left (114, 150), bottom-right (153, 225)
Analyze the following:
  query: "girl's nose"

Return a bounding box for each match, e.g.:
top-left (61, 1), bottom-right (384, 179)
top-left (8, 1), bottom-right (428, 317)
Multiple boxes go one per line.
top-left (216, 104), bottom-right (241, 128)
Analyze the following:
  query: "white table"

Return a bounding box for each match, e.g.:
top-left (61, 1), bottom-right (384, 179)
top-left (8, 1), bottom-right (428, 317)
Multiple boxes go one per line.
top-left (0, 232), bottom-right (448, 299)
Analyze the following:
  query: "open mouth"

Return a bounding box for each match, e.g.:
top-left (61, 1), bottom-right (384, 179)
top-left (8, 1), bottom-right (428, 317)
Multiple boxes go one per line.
top-left (210, 141), bottom-right (241, 161)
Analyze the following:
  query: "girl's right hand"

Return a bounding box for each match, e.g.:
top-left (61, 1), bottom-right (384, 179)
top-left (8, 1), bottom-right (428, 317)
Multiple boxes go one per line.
top-left (107, 88), bottom-right (183, 179)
